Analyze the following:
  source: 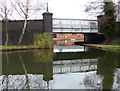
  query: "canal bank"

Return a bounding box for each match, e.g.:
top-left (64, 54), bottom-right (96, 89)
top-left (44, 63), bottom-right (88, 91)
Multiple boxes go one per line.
top-left (1, 44), bottom-right (120, 52)
top-left (80, 44), bottom-right (120, 51)
top-left (0, 45), bottom-right (41, 51)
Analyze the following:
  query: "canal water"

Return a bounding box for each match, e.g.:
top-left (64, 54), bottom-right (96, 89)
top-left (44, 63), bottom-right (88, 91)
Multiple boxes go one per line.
top-left (0, 40), bottom-right (120, 90)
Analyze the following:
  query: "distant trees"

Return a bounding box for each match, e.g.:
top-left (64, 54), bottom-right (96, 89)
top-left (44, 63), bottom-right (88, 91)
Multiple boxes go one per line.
top-left (102, 0), bottom-right (116, 41)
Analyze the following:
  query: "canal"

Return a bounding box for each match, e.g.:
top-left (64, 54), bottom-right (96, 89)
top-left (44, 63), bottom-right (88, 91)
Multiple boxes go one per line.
top-left (0, 40), bottom-right (120, 90)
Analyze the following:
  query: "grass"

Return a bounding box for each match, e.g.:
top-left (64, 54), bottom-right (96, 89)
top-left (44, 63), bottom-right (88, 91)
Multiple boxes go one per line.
top-left (100, 45), bottom-right (120, 50)
top-left (95, 45), bottom-right (120, 51)
top-left (0, 45), bottom-right (33, 49)
top-left (0, 45), bottom-right (38, 51)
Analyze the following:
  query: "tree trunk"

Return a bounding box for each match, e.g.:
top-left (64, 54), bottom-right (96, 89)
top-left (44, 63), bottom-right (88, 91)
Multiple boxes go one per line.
top-left (18, 19), bottom-right (27, 45)
top-left (5, 21), bottom-right (8, 46)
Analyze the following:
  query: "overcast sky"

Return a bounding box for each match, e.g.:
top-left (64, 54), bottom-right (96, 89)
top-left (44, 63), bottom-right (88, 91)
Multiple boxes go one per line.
top-left (0, 0), bottom-right (119, 20)
top-left (48, 0), bottom-right (119, 19)
top-left (0, 0), bottom-right (95, 20)
top-left (48, 0), bottom-right (91, 19)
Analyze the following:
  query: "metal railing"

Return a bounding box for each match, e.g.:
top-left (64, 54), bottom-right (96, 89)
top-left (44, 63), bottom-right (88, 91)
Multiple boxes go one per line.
top-left (53, 18), bottom-right (98, 33)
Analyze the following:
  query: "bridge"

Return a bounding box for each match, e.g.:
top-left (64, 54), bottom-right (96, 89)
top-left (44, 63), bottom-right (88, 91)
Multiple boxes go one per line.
top-left (52, 18), bottom-right (104, 43)
top-left (53, 18), bottom-right (98, 33)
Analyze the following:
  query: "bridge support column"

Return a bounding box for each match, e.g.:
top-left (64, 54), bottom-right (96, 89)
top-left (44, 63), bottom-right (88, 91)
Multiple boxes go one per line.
top-left (84, 33), bottom-right (105, 44)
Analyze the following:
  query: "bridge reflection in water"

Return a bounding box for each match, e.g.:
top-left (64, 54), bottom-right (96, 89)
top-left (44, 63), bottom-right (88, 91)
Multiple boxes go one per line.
top-left (53, 59), bottom-right (97, 74)
top-left (1, 40), bottom-right (120, 89)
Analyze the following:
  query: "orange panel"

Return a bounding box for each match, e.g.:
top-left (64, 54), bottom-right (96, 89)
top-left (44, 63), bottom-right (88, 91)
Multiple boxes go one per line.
top-left (56, 33), bottom-right (84, 39)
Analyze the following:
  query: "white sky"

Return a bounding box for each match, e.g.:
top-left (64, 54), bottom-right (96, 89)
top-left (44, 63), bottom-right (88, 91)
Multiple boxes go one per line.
top-left (0, 0), bottom-right (95, 20)
top-left (48, 0), bottom-right (91, 19)
top-left (0, 0), bottom-right (119, 20)
top-left (48, 0), bottom-right (119, 19)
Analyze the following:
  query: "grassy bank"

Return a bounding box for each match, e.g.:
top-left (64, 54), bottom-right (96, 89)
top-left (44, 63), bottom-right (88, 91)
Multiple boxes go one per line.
top-left (0, 45), bottom-right (40, 51)
top-left (83, 44), bottom-right (120, 51)
top-left (1, 33), bottom-right (54, 51)
top-left (90, 37), bottom-right (120, 51)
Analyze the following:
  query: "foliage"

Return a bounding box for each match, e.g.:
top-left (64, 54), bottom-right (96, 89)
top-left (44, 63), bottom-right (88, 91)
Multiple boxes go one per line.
top-left (33, 33), bottom-right (54, 49)
top-left (109, 37), bottom-right (120, 45)
top-left (102, 1), bottom-right (116, 40)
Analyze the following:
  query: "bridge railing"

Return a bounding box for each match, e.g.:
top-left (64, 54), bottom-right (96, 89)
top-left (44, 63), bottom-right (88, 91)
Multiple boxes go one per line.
top-left (53, 18), bottom-right (98, 33)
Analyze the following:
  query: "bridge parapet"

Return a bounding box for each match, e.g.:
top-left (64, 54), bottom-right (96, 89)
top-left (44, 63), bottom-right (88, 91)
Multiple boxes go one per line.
top-left (53, 18), bottom-right (98, 33)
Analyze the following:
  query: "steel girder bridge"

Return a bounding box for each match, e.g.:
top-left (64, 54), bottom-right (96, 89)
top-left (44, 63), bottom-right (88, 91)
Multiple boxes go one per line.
top-left (53, 18), bottom-right (98, 33)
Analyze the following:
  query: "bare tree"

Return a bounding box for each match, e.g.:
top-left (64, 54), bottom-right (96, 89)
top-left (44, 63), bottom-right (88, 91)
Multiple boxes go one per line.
top-left (11, 0), bottom-right (45, 45)
top-left (0, 0), bottom-right (13, 46)
top-left (11, 0), bottom-right (30, 45)
top-left (84, 0), bottom-right (119, 19)
top-left (84, 0), bottom-right (104, 19)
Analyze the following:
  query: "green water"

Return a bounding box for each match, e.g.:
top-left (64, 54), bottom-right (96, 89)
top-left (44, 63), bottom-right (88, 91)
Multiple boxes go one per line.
top-left (0, 45), bottom-right (120, 89)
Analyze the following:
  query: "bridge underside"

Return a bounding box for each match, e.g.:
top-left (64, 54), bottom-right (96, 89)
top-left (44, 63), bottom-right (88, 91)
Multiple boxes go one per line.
top-left (84, 33), bottom-right (105, 44)
top-left (53, 32), bottom-right (105, 44)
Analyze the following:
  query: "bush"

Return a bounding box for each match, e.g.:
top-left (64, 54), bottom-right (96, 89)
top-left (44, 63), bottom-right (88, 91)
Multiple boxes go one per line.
top-left (102, 37), bottom-right (120, 45)
top-left (110, 37), bottom-right (120, 45)
top-left (33, 33), bottom-right (54, 48)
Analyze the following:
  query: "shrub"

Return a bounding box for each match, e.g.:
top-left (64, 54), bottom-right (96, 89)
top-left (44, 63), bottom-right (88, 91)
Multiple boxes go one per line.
top-left (33, 33), bottom-right (54, 48)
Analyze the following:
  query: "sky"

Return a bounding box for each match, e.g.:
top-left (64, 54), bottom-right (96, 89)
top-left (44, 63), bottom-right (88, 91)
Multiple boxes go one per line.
top-left (48, 0), bottom-right (91, 19)
top-left (0, 0), bottom-right (119, 20)
top-left (0, 0), bottom-right (93, 19)
top-left (48, 0), bottom-right (119, 19)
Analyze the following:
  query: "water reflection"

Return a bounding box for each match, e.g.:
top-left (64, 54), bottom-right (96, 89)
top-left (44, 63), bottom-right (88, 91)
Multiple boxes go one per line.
top-left (54, 40), bottom-right (85, 53)
top-left (0, 40), bottom-right (120, 89)
top-left (2, 50), bottom-right (53, 89)
top-left (55, 40), bottom-right (83, 46)
top-left (97, 51), bottom-right (120, 90)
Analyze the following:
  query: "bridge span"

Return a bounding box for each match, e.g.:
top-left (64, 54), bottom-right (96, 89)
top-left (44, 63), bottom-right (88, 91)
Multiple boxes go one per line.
top-left (53, 18), bottom-right (98, 33)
